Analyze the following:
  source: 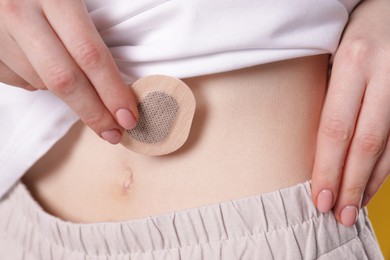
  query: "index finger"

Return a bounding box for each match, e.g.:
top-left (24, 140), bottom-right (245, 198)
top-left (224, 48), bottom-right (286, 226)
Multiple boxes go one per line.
top-left (42, 0), bottom-right (139, 129)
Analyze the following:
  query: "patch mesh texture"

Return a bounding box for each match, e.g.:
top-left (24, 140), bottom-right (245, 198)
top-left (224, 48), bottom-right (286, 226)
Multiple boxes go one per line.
top-left (127, 91), bottom-right (179, 143)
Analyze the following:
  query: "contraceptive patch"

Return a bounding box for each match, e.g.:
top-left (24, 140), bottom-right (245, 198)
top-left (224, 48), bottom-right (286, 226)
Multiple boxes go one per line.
top-left (121, 75), bottom-right (196, 156)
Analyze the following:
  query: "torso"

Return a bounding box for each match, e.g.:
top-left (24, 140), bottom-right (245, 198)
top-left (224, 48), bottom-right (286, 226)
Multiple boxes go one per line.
top-left (23, 55), bottom-right (328, 223)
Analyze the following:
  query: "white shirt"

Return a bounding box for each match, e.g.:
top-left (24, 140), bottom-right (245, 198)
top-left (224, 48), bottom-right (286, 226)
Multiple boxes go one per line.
top-left (0, 0), bottom-right (361, 197)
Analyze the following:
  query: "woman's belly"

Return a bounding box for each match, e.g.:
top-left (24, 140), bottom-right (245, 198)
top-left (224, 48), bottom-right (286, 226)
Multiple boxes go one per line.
top-left (23, 55), bottom-right (328, 223)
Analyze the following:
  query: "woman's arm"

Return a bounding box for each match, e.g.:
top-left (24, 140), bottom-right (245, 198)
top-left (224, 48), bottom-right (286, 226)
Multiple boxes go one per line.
top-left (312, 0), bottom-right (390, 226)
top-left (0, 0), bottom-right (138, 144)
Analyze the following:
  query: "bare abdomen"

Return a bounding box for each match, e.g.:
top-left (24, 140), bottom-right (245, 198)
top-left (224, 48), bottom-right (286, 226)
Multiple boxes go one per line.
top-left (23, 54), bottom-right (328, 223)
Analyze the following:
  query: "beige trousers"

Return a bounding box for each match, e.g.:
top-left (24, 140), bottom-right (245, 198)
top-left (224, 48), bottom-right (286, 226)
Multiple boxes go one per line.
top-left (0, 181), bottom-right (384, 260)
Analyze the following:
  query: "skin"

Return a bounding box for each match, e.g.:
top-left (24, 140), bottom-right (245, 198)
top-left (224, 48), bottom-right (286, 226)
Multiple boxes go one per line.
top-left (23, 56), bottom-right (328, 222)
top-left (0, 0), bottom-right (388, 226)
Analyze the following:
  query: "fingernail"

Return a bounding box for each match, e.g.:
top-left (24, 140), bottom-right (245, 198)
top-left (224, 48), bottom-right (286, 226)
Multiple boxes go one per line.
top-left (317, 189), bottom-right (334, 213)
top-left (340, 206), bottom-right (358, 226)
top-left (361, 194), bottom-right (371, 208)
top-left (116, 108), bottom-right (137, 130)
top-left (101, 129), bottom-right (122, 144)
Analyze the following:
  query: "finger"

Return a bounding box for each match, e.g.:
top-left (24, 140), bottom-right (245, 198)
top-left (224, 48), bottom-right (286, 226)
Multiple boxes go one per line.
top-left (0, 60), bottom-right (35, 90)
top-left (333, 78), bottom-right (390, 226)
top-left (4, 3), bottom-right (122, 144)
top-left (0, 25), bottom-right (45, 89)
top-left (362, 133), bottom-right (390, 207)
top-left (42, 0), bottom-right (138, 129)
top-left (311, 51), bottom-right (367, 213)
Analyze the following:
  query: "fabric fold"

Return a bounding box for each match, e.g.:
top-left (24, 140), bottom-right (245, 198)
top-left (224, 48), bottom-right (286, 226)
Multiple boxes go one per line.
top-left (0, 181), bottom-right (384, 259)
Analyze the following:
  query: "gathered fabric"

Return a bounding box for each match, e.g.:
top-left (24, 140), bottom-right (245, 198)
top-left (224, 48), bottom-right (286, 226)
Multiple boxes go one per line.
top-left (85, 0), bottom-right (361, 81)
top-left (0, 181), bottom-right (383, 259)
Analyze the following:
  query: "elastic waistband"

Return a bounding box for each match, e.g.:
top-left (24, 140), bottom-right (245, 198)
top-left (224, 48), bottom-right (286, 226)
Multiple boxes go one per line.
top-left (0, 181), bottom-right (365, 258)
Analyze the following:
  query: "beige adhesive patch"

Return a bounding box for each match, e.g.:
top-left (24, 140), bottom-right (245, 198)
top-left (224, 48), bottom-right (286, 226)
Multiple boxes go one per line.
top-left (121, 75), bottom-right (196, 156)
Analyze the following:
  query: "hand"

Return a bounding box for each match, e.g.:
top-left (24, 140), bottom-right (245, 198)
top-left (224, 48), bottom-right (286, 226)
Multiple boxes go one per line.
top-left (311, 0), bottom-right (390, 226)
top-left (0, 0), bottom-right (139, 144)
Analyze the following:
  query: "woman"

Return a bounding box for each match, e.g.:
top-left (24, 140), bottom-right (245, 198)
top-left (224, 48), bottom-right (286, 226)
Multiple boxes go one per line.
top-left (0, 0), bottom-right (388, 259)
